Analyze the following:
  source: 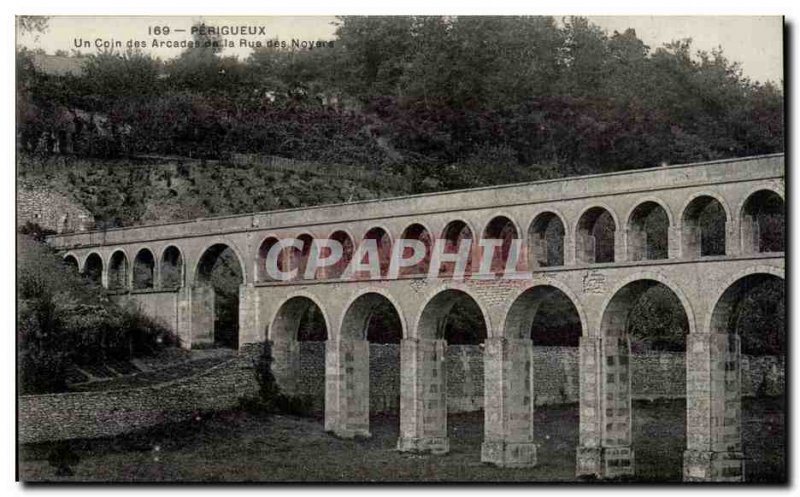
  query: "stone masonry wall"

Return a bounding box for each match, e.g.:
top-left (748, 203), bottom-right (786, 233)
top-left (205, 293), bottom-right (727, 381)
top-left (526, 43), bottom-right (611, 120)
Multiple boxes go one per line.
top-left (18, 348), bottom-right (259, 444)
top-left (295, 345), bottom-right (785, 413)
top-left (17, 184), bottom-right (94, 233)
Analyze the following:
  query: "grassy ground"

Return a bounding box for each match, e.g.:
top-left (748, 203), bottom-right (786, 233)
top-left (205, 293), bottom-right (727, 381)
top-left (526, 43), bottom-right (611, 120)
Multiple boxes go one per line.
top-left (18, 397), bottom-right (784, 483)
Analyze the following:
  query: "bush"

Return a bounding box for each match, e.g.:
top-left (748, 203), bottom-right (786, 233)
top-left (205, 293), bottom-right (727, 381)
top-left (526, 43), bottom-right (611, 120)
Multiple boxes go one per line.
top-left (18, 297), bottom-right (70, 394)
top-left (19, 221), bottom-right (56, 242)
top-left (17, 234), bottom-right (181, 393)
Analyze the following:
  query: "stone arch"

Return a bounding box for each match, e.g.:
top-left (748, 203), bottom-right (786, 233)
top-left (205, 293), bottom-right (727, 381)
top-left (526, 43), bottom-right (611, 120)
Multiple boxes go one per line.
top-left (481, 214), bottom-right (521, 274)
top-left (528, 210), bottom-right (567, 269)
top-left (132, 247), bottom-right (156, 290)
top-left (63, 253), bottom-right (79, 272)
top-left (439, 219), bottom-right (476, 275)
top-left (600, 272), bottom-right (696, 336)
top-left (735, 185), bottom-right (784, 219)
top-left (82, 252), bottom-right (103, 284)
top-left (416, 286), bottom-right (491, 341)
top-left (738, 188), bottom-right (785, 254)
top-left (503, 281), bottom-right (587, 340)
top-left (107, 249), bottom-right (130, 291)
top-left (575, 204), bottom-right (618, 264)
top-left (689, 266), bottom-right (784, 481)
top-left (399, 286), bottom-right (491, 454)
top-left (625, 196), bottom-right (675, 227)
top-left (625, 200), bottom-right (672, 261)
top-left (160, 245), bottom-right (184, 289)
top-left (323, 229), bottom-right (356, 279)
top-left (596, 275), bottom-right (693, 476)
top-left (268, 293), bottom-right (330, 400)
top-left (255, 234), bottom-right (283, 282)
top-left (339, 288), bottom-right (407, 341)
top-left (193, 242), bottom-right (245, 349)
top-left (399, 222), bottom-right (434, 276)
top-left (194, 242), bottom-right (246, 286)
top-left (361, 226), bottom-right (394, 277)
top-left (680, 191), bottom-right (732, 224)
top-left (268, 292), bottom-right (331, 342)
top-left (705, 265), bottom-right (784, 335)
top-left (680, 192), bottom-right (730, 258)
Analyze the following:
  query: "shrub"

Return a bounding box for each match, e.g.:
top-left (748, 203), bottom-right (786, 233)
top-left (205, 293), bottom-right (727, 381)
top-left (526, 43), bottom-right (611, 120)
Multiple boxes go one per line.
top-left (17, 234), bottom-right (181, 393)
top-left (18, 297), bottom-right (70, 394)
top-left (19, 221), bottom-right (56, 242)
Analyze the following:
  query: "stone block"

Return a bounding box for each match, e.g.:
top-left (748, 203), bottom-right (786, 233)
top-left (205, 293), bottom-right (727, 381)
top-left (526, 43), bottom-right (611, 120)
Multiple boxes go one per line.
top-left (481, 440), bottom-right (537, 468)
top-left (683, 449), bottom-right (744, 482)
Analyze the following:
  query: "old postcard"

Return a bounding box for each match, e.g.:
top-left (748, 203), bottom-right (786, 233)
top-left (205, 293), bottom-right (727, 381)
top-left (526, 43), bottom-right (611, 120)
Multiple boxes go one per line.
top-left (15, 14), bottom-right (785, 484)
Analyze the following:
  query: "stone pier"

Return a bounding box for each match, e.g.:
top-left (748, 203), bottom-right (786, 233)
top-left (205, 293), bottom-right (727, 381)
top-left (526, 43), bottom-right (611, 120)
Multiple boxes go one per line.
top-left (684, 333), bottom-right (744, 481)
top-left (397, 338), bottom-right (449, 454)
top-left (481, 337), bottom-right (536, 467)
top-left (325, 339), bottom-right (370, 438)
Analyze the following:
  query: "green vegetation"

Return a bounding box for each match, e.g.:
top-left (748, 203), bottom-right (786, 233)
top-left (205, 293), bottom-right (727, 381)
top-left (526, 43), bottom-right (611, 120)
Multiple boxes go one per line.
top-left (17, 16), bottom-right (782, 195)
top-left (17, 232), bottom-right (179, 394)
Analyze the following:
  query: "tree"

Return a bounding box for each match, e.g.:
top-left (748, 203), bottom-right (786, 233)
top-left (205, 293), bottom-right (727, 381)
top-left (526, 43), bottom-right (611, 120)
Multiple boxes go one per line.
top-left (333, 16), bottom-right (415, 101)
top-left (17, 16), bottom-right (49, 36)
top-left (82, 50), bottom-right (162, 101)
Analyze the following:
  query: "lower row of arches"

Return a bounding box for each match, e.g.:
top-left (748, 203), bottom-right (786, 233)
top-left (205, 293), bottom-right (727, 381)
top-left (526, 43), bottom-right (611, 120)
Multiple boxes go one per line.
top-left (260, 273), bottom-right (783, 480)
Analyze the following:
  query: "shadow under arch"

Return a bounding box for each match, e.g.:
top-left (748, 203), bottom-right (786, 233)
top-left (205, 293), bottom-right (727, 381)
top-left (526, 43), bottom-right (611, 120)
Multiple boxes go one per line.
top-left (194, 242), bottom-right (246, 287)
top-left (416, 287), bottom-right (490, 342)
top-left (107, 249), bottom-right (129, 291)
top-left (680, 193), bottom-right (730, 258)
top-left (591, 276), bottom-right (693, 479)
top-left (439, 219), bottom-right (476, 276)
top-left (267, 293), bottom-right (330, 403)
top-left (192, 242), bottom-right (245, 349)
top-left (575, 204), bottom-right (618, 264)
top-left (132, 247), bottom-right (156, 290)
top-left (503, 281), bottom-right (587, 340)
top-left (626, 200), bottom-right (671, 261)
top-left (398, 287), bottom-right (489, 455)
top-left (485, 281), bottom-right (585, 467)
top-left (528, 210), bottom-right (567, 269)
top-left (481, 214), bottom-right (521, 275)
top-left (337, 290), bottom-right (405, 432)
top-left (339, 288), bottom-right (407, 341)
top-left (82, 252), bottom-right (104, 285)
top-left (63, 253), bottom-right (79, 272)
top-left (738, 188), bottom-right (785, 254)
top-left (160, 245), bottom-right (184, 289)
top-left (685, 267), bottom-right (785, 482)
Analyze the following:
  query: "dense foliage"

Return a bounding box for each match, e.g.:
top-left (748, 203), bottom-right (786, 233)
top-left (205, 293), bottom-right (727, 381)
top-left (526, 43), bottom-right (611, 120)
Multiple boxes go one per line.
top-left (17, 234), bottom-right (179, 394)
top-left (17, 16), bottom-right (782, 184)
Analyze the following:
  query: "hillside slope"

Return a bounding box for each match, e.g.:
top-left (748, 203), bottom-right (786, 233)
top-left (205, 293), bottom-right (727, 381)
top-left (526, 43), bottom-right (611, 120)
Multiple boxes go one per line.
top-left (19, 155), bottom-right (412, 228)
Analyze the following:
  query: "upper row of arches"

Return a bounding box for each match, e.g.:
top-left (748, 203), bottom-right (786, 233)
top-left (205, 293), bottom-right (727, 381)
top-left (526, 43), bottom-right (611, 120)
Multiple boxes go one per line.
top-left (64, 189), bottom-right (784, 288)
top-left (254, 188), bottom-right (784, 281)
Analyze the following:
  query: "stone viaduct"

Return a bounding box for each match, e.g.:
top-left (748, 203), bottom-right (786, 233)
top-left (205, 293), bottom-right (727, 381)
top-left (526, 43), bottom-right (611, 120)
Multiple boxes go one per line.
top-left (48, 153), bottom-right (785, 481)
